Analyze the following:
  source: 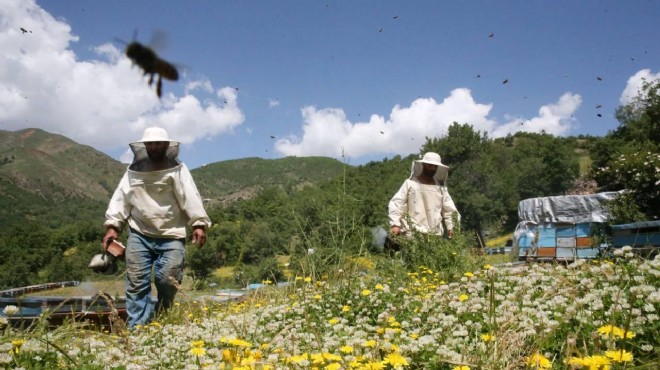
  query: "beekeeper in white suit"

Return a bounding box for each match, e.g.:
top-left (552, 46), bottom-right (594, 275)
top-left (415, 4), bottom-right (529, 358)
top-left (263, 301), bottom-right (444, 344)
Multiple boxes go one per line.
top-left (388, 152), bottom-right (459, 238)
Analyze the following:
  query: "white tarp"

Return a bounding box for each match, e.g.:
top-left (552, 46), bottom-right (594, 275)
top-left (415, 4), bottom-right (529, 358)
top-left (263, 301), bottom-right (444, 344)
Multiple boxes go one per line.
top-left (517, 191), bottom-right (622, 225)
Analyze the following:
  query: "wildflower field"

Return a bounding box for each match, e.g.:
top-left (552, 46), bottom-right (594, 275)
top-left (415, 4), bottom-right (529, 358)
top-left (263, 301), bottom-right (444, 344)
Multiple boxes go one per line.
top-left (2, 252), bottom-right (659, 369)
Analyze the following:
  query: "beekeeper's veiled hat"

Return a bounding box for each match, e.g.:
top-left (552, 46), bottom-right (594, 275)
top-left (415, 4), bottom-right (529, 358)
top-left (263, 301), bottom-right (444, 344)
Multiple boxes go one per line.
top-left (129, 127), bottom-right (180, 168)
top-left (410, 152), bottom-right (449, 184)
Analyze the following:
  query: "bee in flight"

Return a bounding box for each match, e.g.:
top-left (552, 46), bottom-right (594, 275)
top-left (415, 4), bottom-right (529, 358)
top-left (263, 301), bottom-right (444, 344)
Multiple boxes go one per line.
top-left (125, 41), bottom-right (179, 98)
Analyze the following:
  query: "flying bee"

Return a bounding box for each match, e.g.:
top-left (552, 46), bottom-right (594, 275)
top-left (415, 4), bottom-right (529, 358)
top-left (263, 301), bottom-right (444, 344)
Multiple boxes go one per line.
top-left (125, 41), bottom-right (178, 98)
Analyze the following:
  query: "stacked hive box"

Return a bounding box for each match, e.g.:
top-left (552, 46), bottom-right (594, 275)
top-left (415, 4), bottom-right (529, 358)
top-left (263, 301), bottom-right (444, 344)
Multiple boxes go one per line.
top-left (514, 192), bottom-right (621, 261)
top-left (517, 222), bottom-right (601, 260)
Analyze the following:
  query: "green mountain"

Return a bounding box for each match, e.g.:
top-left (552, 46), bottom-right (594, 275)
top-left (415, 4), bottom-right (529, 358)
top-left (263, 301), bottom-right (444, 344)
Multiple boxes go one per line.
top-left (0, 128), bottom-right (348, 228)
top-left (0, 128), bottom-right (126, 229)
top-left (193, 157), bottom-right (348, 207)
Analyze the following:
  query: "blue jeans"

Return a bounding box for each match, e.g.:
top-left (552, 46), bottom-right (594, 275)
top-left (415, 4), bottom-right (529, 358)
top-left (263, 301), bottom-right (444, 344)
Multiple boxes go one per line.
top-left (125, 230), bottom-right (185, 328)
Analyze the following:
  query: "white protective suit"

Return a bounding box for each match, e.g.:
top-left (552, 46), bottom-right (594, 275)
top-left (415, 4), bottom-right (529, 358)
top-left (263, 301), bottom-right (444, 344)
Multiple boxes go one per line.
top-left (104, 136), bottom-right (211, 239)
top-left (388, 155), bottom-right (458, 236)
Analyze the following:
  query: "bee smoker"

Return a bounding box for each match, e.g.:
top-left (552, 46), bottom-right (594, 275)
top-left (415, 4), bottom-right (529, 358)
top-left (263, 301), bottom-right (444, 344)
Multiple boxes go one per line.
top-left (88, 240), bottom-right (126, 275)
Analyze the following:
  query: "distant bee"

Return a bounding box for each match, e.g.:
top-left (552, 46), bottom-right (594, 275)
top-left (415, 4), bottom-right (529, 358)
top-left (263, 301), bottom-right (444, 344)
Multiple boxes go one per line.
top-left (125, 41), bottom-right (178, 98)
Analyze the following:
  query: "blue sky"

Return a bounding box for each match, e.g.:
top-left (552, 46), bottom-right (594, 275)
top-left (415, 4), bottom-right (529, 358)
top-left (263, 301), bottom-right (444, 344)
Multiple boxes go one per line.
top-left (1, 0), bottom-right (658, 169)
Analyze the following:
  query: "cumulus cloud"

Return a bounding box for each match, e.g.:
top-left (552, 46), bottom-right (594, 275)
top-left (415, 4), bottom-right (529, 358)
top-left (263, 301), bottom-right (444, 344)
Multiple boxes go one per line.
top-left (620, 69), bottom-right (660, 105)
top-left (0, 0), bottom-right (244, 153)
top-left (275, 89), bottom-right (581, 158)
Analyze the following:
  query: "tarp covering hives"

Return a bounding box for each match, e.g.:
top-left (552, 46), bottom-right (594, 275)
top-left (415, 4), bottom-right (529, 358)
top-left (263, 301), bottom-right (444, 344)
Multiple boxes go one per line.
top-left (517, 191), bottom-right (622, 225)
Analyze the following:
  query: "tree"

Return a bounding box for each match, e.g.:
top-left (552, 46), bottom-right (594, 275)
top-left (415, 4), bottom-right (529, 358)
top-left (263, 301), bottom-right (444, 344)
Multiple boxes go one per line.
top-left (591, 79), bottom-right (660, 222)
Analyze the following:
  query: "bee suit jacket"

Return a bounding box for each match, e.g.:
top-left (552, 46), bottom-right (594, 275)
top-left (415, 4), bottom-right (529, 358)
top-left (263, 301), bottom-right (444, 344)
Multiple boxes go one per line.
top-left (388, 160), bottom-right (458, 236)
top-left (104, 140), bottom-right (211, 239)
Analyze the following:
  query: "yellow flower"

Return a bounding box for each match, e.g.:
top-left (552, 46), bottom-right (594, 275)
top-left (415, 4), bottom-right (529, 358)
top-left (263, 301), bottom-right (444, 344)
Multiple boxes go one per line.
top-left (313, 294), bottom-right (322, 300)
top-left (480, 334), bottom-right (494, 342)
top-left (384, 352), bottom-right (409, 367)
top-left (304, 276), bottom-right (312, 283)
top-left (11, 339), bottom-right (24, 354)
top-left (228, 338), bottom-right (252, 347)
top-left (525, 353), bottom-right (551, 369)
top-left (328, 317), bottom-right (340, 325)
top-left (483, 264), bottom-right (492, 269)
top-left (375, 284), bottom-right (384, 290)
top-left (362, 339), bottom-right (377, 347)
top-left (583, 355), bottom-right (611, 369)
top-left (326, 363), bottom-right (342, 370)
top-left (605, 349), bottom-right (633, 362)
top-left (340, 345), bottom-right (354, 353)
top-left (262, 279), bottom-right (272, 285)
top-left (458, 294), bottom-right (469, 302)
top-left (342, 305), bottom-right (351, 312)
top-left (597, 325), bottom-right (635, 339)
top-left (463, 272), bottom-right (474, 277)
top-left (361, 289), bottom-right (372, 296)
top-left (362, 361), bottom-right (385, 370)
top-left (191, 340), bottom-right (205, 348)
top-left (222, 349), bottom-right (236, 363)
top-left (190, 347), bottom-right (206, 356)
top-left (453, 366), bottom-right (470, 370)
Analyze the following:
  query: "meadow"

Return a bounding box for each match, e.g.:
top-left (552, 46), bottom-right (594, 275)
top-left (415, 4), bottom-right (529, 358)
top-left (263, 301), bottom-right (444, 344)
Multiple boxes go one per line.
top-left (1, 248), bottom-right (658, 369)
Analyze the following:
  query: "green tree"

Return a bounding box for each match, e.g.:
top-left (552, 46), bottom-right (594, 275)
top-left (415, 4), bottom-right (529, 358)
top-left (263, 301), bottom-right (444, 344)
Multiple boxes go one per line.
top-left (590, 79), bottom-right (660, 222)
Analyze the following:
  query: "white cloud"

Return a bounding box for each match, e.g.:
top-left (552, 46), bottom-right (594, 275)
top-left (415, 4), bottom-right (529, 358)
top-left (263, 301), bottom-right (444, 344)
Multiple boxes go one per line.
top-left (0, 0), bottom-right (243, 153)
top-left (620, 69), bottom-right (660, 105)
top-left (275, 88), bottom-right (581, 158)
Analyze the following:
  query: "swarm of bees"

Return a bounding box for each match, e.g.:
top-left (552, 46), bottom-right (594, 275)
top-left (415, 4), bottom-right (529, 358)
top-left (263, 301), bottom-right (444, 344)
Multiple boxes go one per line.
top-left (124, 41), bottom-right (178, 98)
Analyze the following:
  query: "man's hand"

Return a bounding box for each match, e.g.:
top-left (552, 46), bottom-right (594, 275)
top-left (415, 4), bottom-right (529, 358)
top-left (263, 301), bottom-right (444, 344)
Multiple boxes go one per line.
top-left (192, 227), bottom-right (206, 246)
top-left (102, 228), bottom-right (119, 251)
top-left (390, 225), bottom-right (401, 235)
top-left (447, 229), bottom-right (453, 239)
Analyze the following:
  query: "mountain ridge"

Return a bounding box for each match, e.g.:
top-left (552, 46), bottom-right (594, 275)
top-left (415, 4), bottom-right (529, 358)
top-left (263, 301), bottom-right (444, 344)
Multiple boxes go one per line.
top-left (0, 128), bottom-right (347, 227)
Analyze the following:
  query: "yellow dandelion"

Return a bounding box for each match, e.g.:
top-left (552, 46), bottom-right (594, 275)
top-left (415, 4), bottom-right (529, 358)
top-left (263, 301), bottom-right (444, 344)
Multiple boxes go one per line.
top-left (262, 279), bottom-right (272, 285)
top-left (313, 294), bottom-right (322, 300)
top-left (458, 294), bottom-right (469, 302)
top-left (362, 361), bottom-right (385, 370)
top-left (190, 347), bottom-right (206, 356)
top-left (463, 272), bottom-right (474, 277)
top-left (340, 345), bottom-right (354, 353)
top-left (597, 325), bottom-right (635, 339)
top-left (228, 338), bottom-right (252, 347)
top-left (567, 356), bottom-right (587, 367)
top-left (295, 276), bottom-right (303, 281)
top-left (375, 283), bottom-right (384, 290)
top-left (342, 305), bottom-right (351, 312)
top-left (483, 264), bottom-right (492, 269)
top-left (605, 349), bottom-right (633, 362)
top-left (583, 355), bottom-right (611, 368)
top-left (287, 354), bottom-right (308, 364)
top-left (222, 349), bottom-right (236, 363)
top-left (191, 340), bottom-right (205, 348)
top-left (453, 366), bottom-right (470, 370)
top-left (362, 339), bottom-right (377, 348)
top-left (304, 276), bottom-right (312, 283)
top-left (384, 352), bottom-right (409, 367)
top-left (525, 353), bottom-right (551, 369)
top-left (328, 317), bottom-right (340, 325)
top-left (326, 363), bottom-right (342, 370)
top-left (361, 289), bottom-right (372, 296)
top-left (481, 334), bottom-right (494, 342)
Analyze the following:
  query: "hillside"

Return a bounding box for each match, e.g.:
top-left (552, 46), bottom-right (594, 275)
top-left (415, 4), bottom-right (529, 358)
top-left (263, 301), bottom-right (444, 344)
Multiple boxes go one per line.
top-left (0, 128), bottom-right (126, 229)
top-left (0, 128), bottom-right (349, 228)
top-left (192, 156), bottom-right (349, 206)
